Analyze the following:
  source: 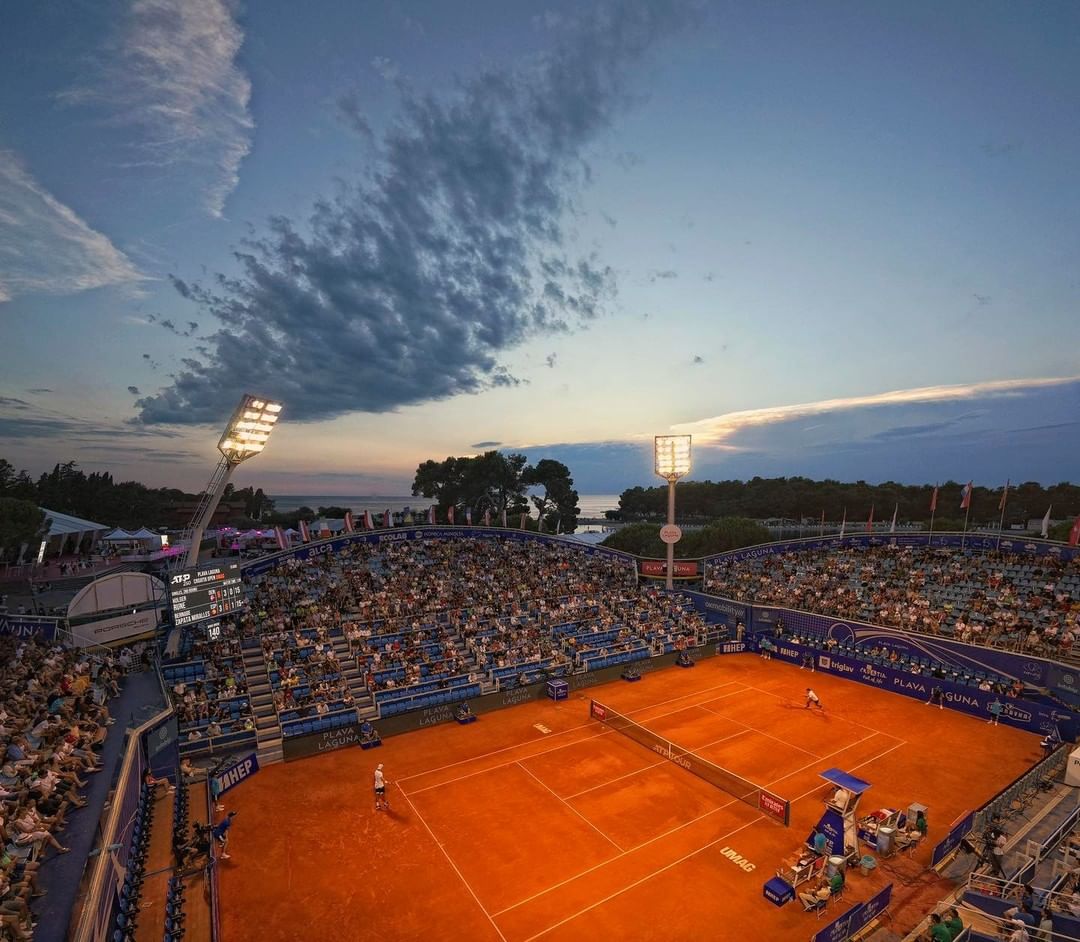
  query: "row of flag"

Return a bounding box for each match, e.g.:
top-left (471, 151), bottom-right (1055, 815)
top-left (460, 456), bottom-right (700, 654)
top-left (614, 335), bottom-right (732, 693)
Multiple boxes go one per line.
top-left (832, 481), bottom-right (1080, 545)
top-left (272, 506), bottom-right (553, 549)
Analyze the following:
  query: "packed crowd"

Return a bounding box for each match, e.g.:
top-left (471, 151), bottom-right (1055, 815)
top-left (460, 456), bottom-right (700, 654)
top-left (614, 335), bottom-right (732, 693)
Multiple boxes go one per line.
top-left (0, 636), bottom-right (122, 940)
top-left (707, 546), bottom-right (1080, 655)
top-left (233, 538), bottom-right (707, 718)
top-left (165, 622), bottom-right (256, 745)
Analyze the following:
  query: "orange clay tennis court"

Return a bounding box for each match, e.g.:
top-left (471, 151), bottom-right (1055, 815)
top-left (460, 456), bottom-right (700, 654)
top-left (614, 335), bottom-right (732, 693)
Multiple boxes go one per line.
top-left (219, 655), bottom-right (1044, 942)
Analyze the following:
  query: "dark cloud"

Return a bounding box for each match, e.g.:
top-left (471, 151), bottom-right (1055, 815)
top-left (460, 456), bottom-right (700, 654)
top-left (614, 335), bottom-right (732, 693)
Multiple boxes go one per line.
top-left (599, 211), bottom-right (617, 228)
top-left (135, 0), bottom-right (699, 427)
top-left (692, 355), bottom-right (704, 365)
top-left (127, 385), bottom-right (141, 395)
top-left (168, 275), bottom-right (193, 299)
top-left (336, 91), bottom-right (374, 139)
top-left (26, 388), bottom-right (52, 394)
top-left (0, 397), bottom-right (30, 409)
top-left (703, 272), bottom-right (714, 282)
top-left (973, 293), bottom-right (991, 306)
top-left (150, 314), bottom-right (199, 337)
top-left (545, 353), bottom-right (558, 368)
top-left (142, 353), bottom-right (160, 370)
top-left (470, 441), bottom-right (502, 448)
top-left (649, 269), bottom-right (677, 282)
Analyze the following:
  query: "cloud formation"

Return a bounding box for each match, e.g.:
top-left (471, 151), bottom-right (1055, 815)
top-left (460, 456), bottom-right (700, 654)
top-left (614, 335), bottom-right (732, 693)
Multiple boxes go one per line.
top-left (64, 0), bottom-right (253, 217)
top-left (0, 151), bottom-right (145, 302)
top-left (671, 376), bottom-right (1080, 445)
top-left (135, 0), bottom-right (698, 426)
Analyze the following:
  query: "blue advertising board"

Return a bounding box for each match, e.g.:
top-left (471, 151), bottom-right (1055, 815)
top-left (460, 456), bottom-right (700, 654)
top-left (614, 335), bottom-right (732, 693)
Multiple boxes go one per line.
top-left (0, 614), bottom-right (58, 641)
top-left (810, 883), bottom-right (892, 942)
top-left (211, 753), bottom-right (260, 797)
top-left (762, 639), bottom-right (1077, 737)
top-left (243, 526), bottom-right (635, 577)
top-left (751, 605), bottom-right (1053, 688)
top-left (674, 589), bottom-right (750, 631)
top-left (930, 810), bottom-right (976, 868)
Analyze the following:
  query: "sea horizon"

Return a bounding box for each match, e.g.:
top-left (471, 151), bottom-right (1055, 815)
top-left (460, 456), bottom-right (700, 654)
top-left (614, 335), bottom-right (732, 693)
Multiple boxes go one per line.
top-left (270, 493), bottom-right (622, 517)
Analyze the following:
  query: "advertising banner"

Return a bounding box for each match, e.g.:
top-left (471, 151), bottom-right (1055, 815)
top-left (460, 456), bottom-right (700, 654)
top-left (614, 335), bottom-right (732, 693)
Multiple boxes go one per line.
top-left (763, 639), bottom-right (1077, 737)
top-left (640, 559), bottom-right (699, 577)
top-left (931, 810), bottom-right (976, 868)
top-left (211, 753), bottom-right (260, 797)
top-left (810, 883), bottom-right (892, 942)
top-left (283, 721), bottom-right (365, 761)
top-left (676, 590), bottom-right (750, 632)
top-left (0, 614), bottom-right (58, 641)
top-left (750, 605), bottom-right (1053, 688)
top-left (69, 609), bottom-right (158, 647)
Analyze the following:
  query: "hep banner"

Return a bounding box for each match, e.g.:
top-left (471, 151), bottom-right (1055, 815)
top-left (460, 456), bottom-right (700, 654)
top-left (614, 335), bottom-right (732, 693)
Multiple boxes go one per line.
top-left (211, 753), bottom-right (260, 797)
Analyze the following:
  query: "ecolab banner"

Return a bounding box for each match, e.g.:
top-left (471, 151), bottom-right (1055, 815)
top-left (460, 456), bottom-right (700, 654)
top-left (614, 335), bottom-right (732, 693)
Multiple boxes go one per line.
top-left (763, 639), bottom-right (1078, 738)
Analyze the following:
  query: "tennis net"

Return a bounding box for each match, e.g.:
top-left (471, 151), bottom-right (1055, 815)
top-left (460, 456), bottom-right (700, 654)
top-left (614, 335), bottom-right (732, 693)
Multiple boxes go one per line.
top-left (590, 699), bottom-right (791, 826)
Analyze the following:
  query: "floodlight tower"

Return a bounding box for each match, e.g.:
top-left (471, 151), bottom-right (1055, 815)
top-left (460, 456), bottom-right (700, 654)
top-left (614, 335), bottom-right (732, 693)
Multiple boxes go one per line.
top-left (654, 435), bottom-right (692, 590)
top-left (182, 395), bottom-right (284, 568)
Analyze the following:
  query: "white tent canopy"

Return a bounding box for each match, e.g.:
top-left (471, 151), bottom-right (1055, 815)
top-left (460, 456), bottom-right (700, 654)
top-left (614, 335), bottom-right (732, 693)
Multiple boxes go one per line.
top-left (130, 527), bottom-right (159, 540)
top-left (103, 528), bottom-right (133, 541)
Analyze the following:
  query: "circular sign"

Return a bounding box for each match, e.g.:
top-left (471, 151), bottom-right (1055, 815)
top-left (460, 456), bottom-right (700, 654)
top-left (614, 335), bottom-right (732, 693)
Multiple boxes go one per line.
top-left (659, 524), bottom-right (683, 544)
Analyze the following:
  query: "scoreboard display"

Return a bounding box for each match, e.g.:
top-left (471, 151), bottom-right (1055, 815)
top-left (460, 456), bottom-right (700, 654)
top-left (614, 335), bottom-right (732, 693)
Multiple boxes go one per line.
top-left (168, 562), bottom-right (245, 627)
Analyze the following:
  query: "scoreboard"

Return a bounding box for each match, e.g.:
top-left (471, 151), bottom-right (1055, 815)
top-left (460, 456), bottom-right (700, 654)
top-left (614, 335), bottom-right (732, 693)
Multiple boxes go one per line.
top-left (168, 561), bottom-right (245, 627)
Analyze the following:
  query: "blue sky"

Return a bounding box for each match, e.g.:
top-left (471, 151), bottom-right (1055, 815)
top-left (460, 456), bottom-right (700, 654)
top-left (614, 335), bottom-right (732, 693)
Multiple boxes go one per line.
top-left (1, 0), bottom-right (1078, 496)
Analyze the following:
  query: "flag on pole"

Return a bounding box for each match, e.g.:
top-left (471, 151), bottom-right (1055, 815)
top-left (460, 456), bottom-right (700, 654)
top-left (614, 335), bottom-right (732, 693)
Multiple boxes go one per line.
top-left (840, 508), bottom-right (846, 537)
top-left (344, 511), bottom-right (354, 533)
top-left (427, 506), bottom-right (435, 525)
top-left (890, 504), bottom-right (898, 534)
top-left (537, 513), bottom-right (544, 533)
top-left (447, 506), bottom-right (455, 525)
top-left (465, 508), bottom-right (472, 526)
top-left (1069, 514), bottom-right (1080, 547)
top-left (998, 480), bottom-right (1010, 512)
top-left (384, 508), bottom-right (392, 528)
top-left (866, 505), bottom-right (874, 534)
top-left (519, 513), bottom-right (527, 529)
top-left (1041, 506), bottom-right (1052, 539)
top-left (299, 519), bottom-right (310, 543)
top-left (500, 508), bottom-right (507, 528)
top-left (483, 509), bottom-right (490, 526)
top-left (274, 525), bottom-right (287, 550)
top-left (361, 510), bottom-right (372, 529)
top-left (960, 481), bottom-right (973, 510)
top-left (930, 486), bottom-right (938, 512)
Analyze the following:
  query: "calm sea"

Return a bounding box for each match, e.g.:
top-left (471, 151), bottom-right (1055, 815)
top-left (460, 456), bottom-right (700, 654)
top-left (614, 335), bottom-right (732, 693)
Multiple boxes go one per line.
top-left (270, 494), bottom-right (621, 518)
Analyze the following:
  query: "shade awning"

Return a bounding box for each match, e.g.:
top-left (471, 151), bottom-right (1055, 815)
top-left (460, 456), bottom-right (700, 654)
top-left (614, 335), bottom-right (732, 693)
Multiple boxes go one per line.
top-left (818, 768), bottom-right (872, 794)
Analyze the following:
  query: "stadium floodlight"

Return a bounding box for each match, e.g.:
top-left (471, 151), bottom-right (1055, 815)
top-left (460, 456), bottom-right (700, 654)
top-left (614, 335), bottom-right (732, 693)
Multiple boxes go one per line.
top-left (183, 394), bottom-right (284, 568)
top-left (654, 435), bottom-right (692, 590)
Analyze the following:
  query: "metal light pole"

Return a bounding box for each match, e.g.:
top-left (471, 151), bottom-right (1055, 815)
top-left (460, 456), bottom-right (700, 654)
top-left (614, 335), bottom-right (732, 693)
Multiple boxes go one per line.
top-left (183, 395), bottom-right (284, 569)
top-left (654, 435), bottom-right (692, 590)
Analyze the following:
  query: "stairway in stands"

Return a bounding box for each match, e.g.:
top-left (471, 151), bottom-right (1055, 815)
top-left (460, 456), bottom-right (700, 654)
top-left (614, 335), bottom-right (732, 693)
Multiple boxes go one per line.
top-left (241, 638), bottom-right (283, 765)
top-left (331, 629), bottom-right (377, 720)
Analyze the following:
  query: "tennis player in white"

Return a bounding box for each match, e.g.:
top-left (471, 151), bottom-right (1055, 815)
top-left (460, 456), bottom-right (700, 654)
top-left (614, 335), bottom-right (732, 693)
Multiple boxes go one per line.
top-left (374, 763), bottom-right (389, 811)
top-left (805, 688), bottom-right (824, 710)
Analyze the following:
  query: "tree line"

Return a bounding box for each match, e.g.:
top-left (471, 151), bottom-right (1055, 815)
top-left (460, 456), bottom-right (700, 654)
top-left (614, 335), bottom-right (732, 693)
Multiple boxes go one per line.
top-left (615, 477), bottom-right (1079, 536)
top-left (412, 451), bottom-right (580, 533)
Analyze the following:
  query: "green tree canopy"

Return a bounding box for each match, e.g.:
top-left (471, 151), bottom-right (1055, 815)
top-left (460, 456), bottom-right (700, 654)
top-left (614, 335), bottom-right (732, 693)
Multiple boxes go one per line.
top-left (0, 497), bottom-right (48, 562)
top-left (601, 517), bottom-right (770, 558)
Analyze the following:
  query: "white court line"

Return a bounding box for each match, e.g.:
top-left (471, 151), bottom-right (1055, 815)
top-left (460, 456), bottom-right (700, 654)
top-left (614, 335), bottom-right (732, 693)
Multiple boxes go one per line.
top-left (519, 816), bottom-right (765, 942)
top-left (563, 728), bottom-right (750, 800)
top-left (695, 701), bottom-right (823, 759)
top-left (398, 678), bottom-right (745, 784)
top-left (739, 679), bottom-right (894, 740)
top-left (404, 686), bottom-right (750, 797)
top-left (492, 726), bottom-right (888, 918)
top-left (517, 735), bottom-right (910, 940)
top-left (516, 761), bottom-right (624, 852)
top-left (398, 785), bottom-right (508, 942)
